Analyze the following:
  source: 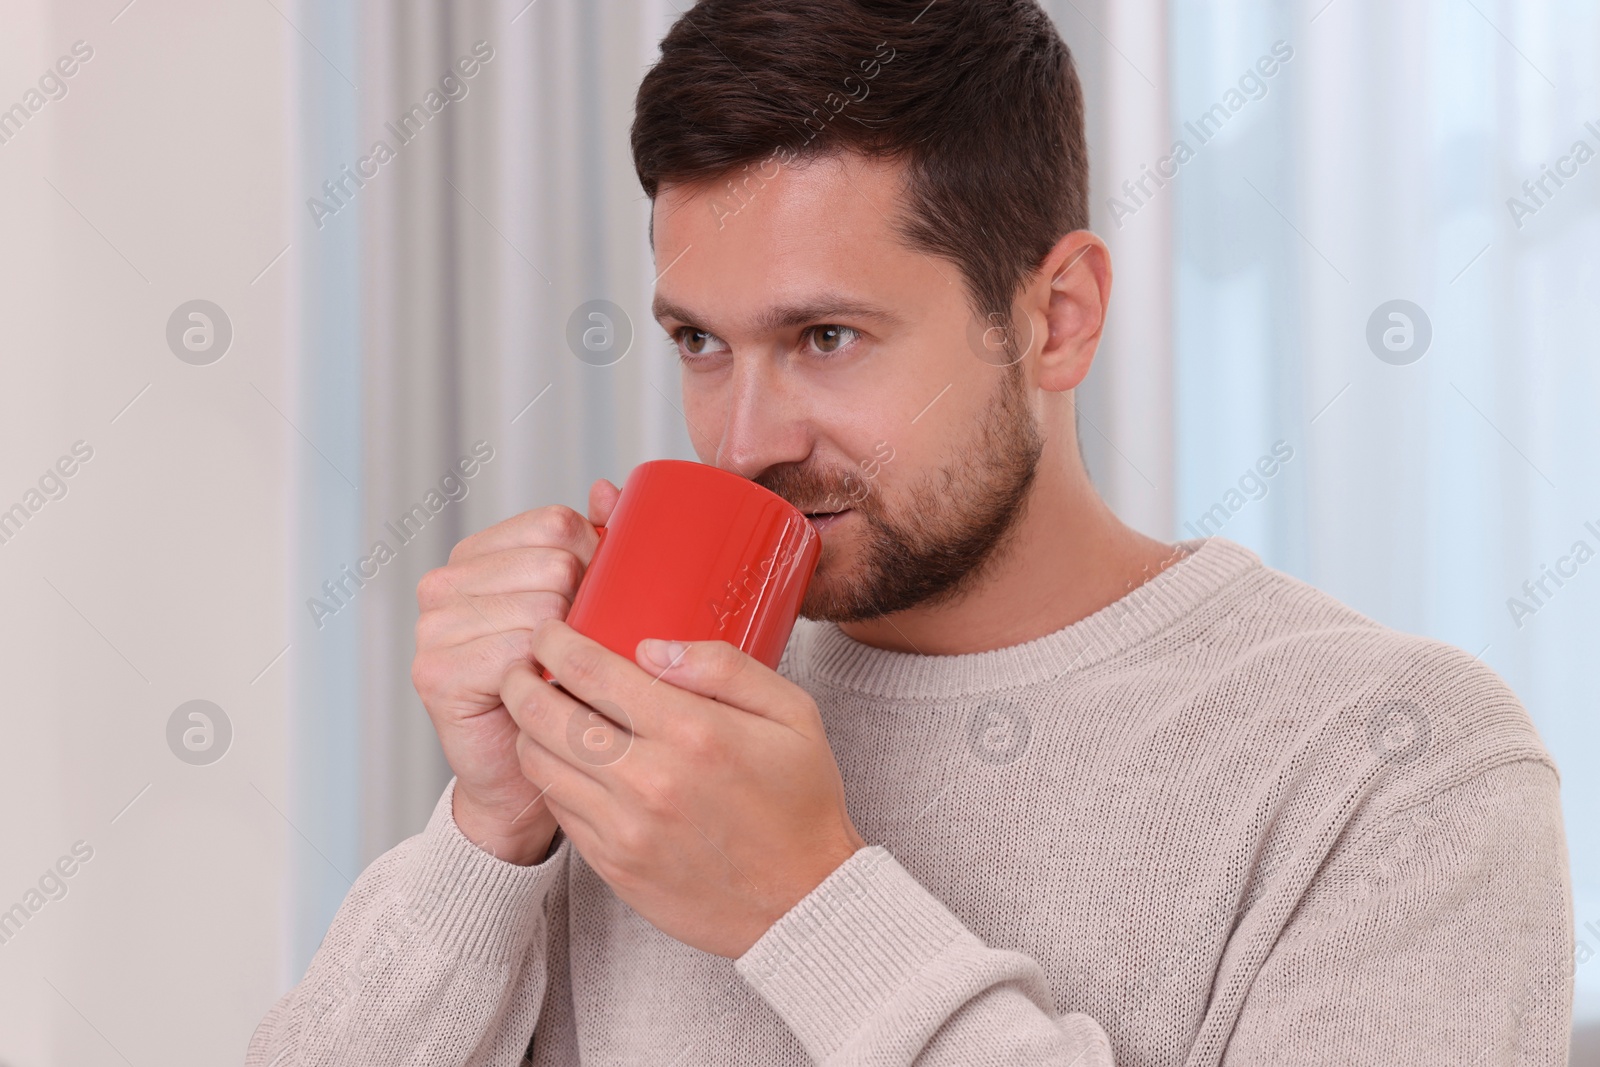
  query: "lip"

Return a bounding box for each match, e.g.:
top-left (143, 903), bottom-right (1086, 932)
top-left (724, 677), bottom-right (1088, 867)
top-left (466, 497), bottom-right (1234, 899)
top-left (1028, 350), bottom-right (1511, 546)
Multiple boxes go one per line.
top-left (803, 509), bottom-right (852, 532)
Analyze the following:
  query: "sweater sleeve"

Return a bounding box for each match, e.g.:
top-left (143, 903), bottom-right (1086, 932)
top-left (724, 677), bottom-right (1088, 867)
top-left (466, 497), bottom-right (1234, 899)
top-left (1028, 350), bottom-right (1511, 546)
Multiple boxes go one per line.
top-left (734, 846), bottom-right (1116, 1066)
top-left (1218, 757), bottom-right (1573, 1066)
top-left (244, 778), bottom-right (571, 1067)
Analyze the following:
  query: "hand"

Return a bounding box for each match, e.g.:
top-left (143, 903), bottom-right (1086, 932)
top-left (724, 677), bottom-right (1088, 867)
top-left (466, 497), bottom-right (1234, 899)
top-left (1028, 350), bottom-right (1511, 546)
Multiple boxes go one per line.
top-left (411, 478), bottom-right (620, 865)
top-left (499, 619), bottom-right (867, 957)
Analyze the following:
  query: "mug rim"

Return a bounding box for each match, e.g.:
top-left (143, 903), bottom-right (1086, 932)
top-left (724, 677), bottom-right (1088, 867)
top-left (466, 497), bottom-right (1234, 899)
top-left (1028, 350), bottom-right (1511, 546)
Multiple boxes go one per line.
top-left (631, 458), bottom-right (804, 520)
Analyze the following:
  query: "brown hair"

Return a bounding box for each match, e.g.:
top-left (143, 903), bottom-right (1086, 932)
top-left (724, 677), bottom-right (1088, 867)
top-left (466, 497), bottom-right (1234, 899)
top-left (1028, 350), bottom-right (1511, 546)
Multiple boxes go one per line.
top-left (631, 0), bottom-right (1089, 324)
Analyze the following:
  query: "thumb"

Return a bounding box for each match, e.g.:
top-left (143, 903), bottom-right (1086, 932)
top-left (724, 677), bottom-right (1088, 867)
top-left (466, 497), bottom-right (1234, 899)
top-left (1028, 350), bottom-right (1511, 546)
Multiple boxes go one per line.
top-left (587, 478), bottom-right (621, 527)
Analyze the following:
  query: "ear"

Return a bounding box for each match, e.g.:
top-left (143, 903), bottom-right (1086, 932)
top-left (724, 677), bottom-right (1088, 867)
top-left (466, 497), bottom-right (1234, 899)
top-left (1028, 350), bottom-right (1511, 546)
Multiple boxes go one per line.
top-left (1022, 230), bottom-right (1111, 394)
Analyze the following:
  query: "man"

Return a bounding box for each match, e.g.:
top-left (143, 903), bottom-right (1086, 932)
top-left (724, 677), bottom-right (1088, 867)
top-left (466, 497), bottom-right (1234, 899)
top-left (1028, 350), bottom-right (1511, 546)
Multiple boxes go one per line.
top-left (247, 1), bottom-right (1573, 1064)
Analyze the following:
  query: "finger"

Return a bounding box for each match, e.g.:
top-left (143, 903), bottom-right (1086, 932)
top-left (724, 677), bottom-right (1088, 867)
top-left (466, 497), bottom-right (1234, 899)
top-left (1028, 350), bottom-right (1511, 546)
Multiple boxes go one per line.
top-left (540, 794), bottom-right (600, 859)
top-left (587, 478), bottom-right (621, 527)
top-left (513, 727), bottom-right (611, 835)
top-left (502, 657), bottom-right (639, 781)
top-left (411, 631), bottom-right (539, 711)
top-left (420, 547), bottom-right (585, 607)
top-left (446, 505), bottom-right (601, 565)
top-left (635, 638), bottom-right (809, 727)
top-left (417, 590), bottom-right (571, 649)
top-left (527, 618), bottom-right (682, 741)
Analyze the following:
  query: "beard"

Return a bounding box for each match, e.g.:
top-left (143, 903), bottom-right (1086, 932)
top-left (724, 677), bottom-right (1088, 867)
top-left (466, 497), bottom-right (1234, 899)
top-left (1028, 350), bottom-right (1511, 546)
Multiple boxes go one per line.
top-left (755, 364), bottom-right (1044, 624)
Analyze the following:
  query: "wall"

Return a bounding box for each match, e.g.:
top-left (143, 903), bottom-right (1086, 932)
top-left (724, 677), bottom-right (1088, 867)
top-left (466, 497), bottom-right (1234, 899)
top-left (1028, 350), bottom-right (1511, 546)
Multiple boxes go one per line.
top-left (0, 2), bottom-right (293, 1062)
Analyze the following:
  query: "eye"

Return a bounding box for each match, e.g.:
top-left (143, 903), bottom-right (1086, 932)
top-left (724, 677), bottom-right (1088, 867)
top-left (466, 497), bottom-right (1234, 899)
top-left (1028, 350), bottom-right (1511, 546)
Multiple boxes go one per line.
top-left (804, 324), bottom-right (859, 355)
top-left (672, 327), bottom-right (730, 359)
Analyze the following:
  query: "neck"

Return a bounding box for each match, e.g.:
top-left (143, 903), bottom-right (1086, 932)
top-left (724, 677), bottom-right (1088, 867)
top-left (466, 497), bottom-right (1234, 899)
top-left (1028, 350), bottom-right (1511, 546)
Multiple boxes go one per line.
top-left (836, 423), bottom-right (1183, 657)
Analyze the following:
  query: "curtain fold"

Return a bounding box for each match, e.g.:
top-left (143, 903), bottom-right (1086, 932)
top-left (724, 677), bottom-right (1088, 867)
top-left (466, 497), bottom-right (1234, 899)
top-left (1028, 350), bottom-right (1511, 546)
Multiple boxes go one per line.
top-left (350, 0), bottom-right (688, 861)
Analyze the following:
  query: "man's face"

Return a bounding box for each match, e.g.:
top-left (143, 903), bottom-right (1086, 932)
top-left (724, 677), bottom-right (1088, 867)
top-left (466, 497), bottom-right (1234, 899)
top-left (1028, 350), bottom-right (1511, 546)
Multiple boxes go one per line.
top-left (651, 152), bottom-right (1043, 623)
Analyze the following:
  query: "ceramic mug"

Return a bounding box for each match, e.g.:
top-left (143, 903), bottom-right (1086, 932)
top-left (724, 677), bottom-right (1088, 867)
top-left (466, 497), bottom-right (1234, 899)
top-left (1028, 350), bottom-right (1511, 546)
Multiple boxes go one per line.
top-left (540, 459), bottom-right (822, 683)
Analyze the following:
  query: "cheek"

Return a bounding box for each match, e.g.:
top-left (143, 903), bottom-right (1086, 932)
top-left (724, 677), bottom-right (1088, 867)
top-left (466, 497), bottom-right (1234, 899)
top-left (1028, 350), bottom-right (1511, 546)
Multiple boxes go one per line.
top-left (679, 382), bottom-right (724, 461)
top-left (854, 380), bottom-right (989, 508)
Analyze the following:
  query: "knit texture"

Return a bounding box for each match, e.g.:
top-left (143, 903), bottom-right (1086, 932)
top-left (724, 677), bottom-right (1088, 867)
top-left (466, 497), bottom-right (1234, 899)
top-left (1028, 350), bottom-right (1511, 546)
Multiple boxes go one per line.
top-left (246, 537), bottom-right (1573, 1065)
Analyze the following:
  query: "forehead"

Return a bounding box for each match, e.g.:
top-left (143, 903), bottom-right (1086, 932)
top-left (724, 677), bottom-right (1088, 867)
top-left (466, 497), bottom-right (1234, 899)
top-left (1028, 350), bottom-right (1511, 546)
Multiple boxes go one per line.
top-left (650, 153), bottom-right (945, 329)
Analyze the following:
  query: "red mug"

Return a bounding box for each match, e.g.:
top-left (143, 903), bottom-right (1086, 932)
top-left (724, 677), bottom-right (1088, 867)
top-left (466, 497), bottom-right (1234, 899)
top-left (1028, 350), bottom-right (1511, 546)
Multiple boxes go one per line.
top-left (540, 459), bottom-right (822, 684)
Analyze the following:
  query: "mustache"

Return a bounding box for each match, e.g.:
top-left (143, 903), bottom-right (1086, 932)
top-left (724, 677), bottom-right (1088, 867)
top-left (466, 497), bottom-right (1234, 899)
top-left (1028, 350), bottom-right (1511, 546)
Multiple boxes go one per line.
top-left (754, 462), bottom-right (876, 514)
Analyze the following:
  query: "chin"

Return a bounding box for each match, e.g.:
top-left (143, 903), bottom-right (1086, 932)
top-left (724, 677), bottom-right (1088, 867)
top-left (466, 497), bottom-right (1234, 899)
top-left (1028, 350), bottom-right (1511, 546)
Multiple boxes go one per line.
top-left (798, 565), bottom-right (851, 623)
top-left (798, 556), bottom-right (880, 625)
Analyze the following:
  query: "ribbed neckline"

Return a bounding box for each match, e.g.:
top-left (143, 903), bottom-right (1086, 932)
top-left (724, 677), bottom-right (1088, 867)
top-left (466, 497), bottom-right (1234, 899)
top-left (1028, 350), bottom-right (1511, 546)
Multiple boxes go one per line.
top-left (795, 536), bottom-right (1261, 700)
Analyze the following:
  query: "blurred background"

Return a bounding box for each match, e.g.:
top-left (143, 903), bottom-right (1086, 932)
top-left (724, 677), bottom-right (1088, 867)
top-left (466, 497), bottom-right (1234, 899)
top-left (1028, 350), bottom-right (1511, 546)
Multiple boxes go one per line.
top-left (0, 0), bottom-right (1594, 1062)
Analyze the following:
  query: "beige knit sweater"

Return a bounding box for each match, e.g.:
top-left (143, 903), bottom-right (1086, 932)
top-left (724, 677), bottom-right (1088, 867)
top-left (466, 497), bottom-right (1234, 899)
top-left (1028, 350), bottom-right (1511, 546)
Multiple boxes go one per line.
top-left (245, 537), bottom-right (1574, 1065)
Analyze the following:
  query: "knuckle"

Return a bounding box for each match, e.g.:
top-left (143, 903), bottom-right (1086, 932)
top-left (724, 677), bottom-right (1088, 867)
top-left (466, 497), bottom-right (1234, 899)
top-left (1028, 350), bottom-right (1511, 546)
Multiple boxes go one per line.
top-left (416, 566), bottom-right (451, 608)
top-left (539, 590), bottom-right (573, 620)
top-left (706, 641), bottom-right (744, 677)
top-left (528, 614), bottom-right (558, 647)
top-left (562, 644), bottom-right (605, 687)
top-left (502, 666), bottom-right (537, 714)
top-left (535, 505), bottom-right (586, 548)
top-left (516, 548), bottom-right (582, 599)
top-left (527, 600), bottom-right (567, 636)
top-left (638, 775), bottom-right (678, 819)
top-left (509, 628), bottom-right (539, 662)
top-left (675, 720), bottom-right (722, 764)
top-left (414, 609), bottom-right (447, 649)
top-left (611, 817), bottom-right (657, 861)
top-left (410, 653), bottom-right (442, 702)
top-left (552, 550), bottom-right (584, 594)
top-left (445, 533), bottom-right (475, 565)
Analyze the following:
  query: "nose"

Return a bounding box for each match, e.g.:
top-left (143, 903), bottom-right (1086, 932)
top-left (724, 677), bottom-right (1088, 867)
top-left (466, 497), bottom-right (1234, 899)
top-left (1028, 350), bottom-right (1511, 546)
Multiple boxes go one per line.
top-left (713, 353), bottom-right (811, 481)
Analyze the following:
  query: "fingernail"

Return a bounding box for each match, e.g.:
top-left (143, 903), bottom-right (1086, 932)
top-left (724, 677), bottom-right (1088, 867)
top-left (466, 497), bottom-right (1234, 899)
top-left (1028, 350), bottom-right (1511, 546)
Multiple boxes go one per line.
top-left (641, 639), bottom-right (687, 670)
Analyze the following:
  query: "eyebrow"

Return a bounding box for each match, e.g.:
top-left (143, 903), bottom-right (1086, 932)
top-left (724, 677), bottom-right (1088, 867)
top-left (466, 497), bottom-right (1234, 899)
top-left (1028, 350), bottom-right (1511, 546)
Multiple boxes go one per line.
top-left (652, 294), bottom-right (904, 334)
